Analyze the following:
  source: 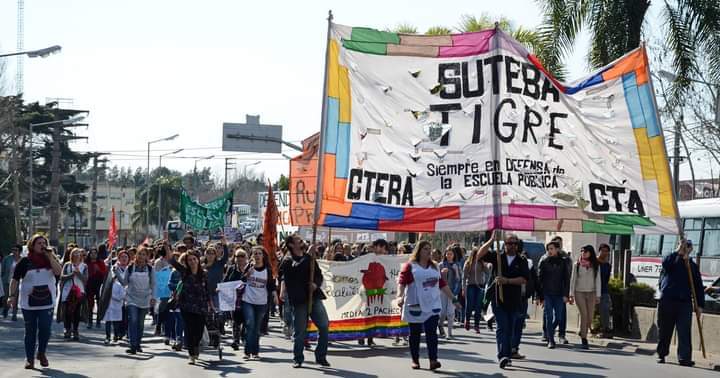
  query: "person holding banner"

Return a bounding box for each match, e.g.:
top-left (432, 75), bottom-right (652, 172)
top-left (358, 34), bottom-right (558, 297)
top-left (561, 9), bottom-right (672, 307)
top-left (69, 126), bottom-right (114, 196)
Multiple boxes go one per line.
top-left (396, 240), bottom-right (461, 371)
top-left (656, 239), bottom-right (704, 367)
top-left (279, 234), bottom-right (330, 369)
top-left (475, 232), bottom-right (530, 369)
top-left (241, 247), bottom-right (278, 360)
top-left (224, 249), bottom-right (249, 350)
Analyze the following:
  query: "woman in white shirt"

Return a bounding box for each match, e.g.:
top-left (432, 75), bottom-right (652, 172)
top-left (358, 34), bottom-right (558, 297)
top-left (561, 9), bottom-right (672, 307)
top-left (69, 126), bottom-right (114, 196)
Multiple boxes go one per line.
top-left (101, 250), bottom-right (129, 345)
top-left (396, 241), bottom-right (460, 371)
top-left (59, 248), bottom-right (88, 341)
top-left (242, 247), bottom-right (278, 360)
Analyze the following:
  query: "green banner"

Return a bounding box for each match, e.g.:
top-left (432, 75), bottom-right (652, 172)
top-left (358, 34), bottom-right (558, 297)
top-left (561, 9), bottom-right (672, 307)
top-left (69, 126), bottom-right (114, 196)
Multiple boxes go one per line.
top-left (180, 190), bottom-right (233, 230)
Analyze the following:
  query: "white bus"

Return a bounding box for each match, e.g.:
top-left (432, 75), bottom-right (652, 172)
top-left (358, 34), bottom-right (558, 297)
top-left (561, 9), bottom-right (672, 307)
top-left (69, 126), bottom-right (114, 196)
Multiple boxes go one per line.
top-left (629, 198), bottom-right (720, 289)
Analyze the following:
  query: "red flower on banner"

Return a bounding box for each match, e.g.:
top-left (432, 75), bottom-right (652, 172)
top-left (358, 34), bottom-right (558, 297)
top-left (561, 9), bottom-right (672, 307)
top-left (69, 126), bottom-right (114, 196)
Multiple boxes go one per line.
top-left (361, 262), bottom-right (388, 306)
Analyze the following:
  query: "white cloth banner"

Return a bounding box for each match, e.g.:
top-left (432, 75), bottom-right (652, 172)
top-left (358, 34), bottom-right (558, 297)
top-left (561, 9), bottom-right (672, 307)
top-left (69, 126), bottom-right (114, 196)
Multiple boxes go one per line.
top-left (217, 280), bottom-right (244, 312)
top-left (311, 254), bottom-right (408, 341)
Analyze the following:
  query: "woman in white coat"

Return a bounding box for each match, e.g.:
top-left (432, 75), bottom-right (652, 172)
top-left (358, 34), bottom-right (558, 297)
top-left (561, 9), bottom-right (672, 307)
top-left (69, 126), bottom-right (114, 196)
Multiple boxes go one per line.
top-left (59, 248), bottom-right (88, 341)
top-left (102, 250), bottom-right (130, 344)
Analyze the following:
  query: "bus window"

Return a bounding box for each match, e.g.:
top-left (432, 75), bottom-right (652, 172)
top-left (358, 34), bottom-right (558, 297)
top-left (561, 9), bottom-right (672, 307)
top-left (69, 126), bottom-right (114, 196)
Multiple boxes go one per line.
top-left (702, 218), bottom-right (720, 257)
top-left (661, 235), bottom-right (677, 256)
top-left (630, 234), bottom-right (641, 256)
top-left (642, 235), bottom-right (661, 256)
top-left (684, 217), bottom-right (703, 254)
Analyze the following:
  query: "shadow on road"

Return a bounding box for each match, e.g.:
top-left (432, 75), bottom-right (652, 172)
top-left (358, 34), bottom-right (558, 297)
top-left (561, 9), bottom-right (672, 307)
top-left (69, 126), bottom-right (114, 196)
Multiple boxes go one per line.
top-left (27, 367), bottom-right (92, 378)
top-left (508, 365), bottom-right (606, 377)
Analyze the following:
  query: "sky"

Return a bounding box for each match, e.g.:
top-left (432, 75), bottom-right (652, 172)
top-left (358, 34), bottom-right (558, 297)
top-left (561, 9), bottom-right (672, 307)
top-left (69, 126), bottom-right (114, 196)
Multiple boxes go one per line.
top-left (2, 0), bottom-right (699, 184)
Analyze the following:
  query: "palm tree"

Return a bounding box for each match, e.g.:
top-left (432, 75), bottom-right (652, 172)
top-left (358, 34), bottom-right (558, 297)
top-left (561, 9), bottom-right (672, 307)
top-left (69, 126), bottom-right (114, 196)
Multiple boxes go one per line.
top-left (538, 0), bottom-right (720, 89)
top-left (456, 14), bottom-right (548, 64)
top-left (131, 175), bottom-right (182, 232)
top-left (425, 26), bottom-right (452, 36)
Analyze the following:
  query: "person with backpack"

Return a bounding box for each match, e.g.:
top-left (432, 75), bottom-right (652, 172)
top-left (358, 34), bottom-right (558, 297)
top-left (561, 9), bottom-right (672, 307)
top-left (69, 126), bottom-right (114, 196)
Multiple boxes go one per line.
top-left (117, 246), bottom-right (155, 355)
top-left (537, 241), bottom-right (570, 349)
top-left (569, 245), bottom-right (601, 350)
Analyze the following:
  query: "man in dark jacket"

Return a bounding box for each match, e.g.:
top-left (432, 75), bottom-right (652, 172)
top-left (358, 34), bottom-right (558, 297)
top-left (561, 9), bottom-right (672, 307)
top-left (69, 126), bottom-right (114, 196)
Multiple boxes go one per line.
top-left (279, 234), bottom-right (330, 369)
top-left (537, 241), bottom-right (570, 348)
top-left (656, 239), bottom-right (704, 367)
top-left (476, 231), bottom-right (530, 369)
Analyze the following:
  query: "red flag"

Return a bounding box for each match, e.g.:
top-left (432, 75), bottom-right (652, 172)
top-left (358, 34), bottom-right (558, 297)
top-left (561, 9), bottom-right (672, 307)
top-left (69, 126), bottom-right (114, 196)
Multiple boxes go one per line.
top-left (108, 207), bottom-right (118, 250)
top-left (263, 183), bottom-right (280, 278)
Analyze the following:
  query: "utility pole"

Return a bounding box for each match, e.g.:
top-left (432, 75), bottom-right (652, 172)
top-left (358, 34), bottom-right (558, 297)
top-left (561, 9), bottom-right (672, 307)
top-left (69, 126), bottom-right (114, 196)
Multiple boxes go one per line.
top-left (47, 120), bottom-right (87, 246)
top-left (11, 118), bottom-right (22, 242)
top-left (88, 153), bottom-right (109, 246)
top-left (224, 157), bottom-right (236, 192)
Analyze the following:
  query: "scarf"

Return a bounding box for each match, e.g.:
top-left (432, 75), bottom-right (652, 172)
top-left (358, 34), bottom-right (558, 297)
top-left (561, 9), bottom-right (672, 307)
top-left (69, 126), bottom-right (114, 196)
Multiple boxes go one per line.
top-left (28, 251), bottom-right (51, 270)
top-left (579, 256), bottom-right (592, 269)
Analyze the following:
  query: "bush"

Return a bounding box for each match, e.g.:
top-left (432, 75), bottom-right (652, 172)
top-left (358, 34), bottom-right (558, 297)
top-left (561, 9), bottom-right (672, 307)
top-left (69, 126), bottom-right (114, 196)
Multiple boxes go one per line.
top-left (625, 282), bottom-right (656, 307)
top-left (608, 277), bottom-right (624, 296)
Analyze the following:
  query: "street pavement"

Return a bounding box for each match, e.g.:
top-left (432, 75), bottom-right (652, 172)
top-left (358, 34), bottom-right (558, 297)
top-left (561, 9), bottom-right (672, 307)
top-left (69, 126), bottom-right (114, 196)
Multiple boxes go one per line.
top-left (0, 314), bottom-right (717, 377)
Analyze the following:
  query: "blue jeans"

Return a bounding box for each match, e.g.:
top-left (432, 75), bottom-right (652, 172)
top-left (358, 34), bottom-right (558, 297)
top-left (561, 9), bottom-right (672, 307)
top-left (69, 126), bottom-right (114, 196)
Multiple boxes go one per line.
top-left (599, 293), bottom-right (611, 331)
top-left (22, 309), bottom-right (52, 362)
top-left (164, 308), bottom-right (176, 341)
top-left (243, 302), bottom-right (267, 355)
top-left (292, 299), bottom-right (329, 364)
top-left (543, 295), bottom-right (566, 344)
top-left (492, 303), bottom-right (519, 361)
top-left (465, 285), bottom-right (485, 327)
top-left (558, 300), bottom-right (567, 337)
top-left (127, 305), bottom-right (148, 350)
top-left (513, 300), bottom-right (528, 352)
top-left (173, 312), bottom-right (184, 343)
top-left (657, 299), bottom-right (693, 361)
top-left (409, 315), bottom-right (439, 362)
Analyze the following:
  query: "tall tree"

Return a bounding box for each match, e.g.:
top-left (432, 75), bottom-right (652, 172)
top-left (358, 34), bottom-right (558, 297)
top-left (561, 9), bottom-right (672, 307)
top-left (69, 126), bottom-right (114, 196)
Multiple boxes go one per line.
top-left (537, 0), bottom-right (720, 87)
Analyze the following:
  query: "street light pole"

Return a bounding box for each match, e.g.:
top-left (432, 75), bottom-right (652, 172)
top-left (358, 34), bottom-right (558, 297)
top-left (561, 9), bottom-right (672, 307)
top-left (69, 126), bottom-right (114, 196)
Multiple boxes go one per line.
top-left (241, 161), bottom-right (261, 178)
top-left (146, 134), bottom-right (179, 237)
top-left (157, 149), bottom-right (183, 238)
top-left (28, 114), bottom-right (86, 236)
top-left (0, 45), bottom-right (61, 58)
top-left (192, 155), bottom-right (214, 200)
top-left (224, 157), bottom-right (236, 192)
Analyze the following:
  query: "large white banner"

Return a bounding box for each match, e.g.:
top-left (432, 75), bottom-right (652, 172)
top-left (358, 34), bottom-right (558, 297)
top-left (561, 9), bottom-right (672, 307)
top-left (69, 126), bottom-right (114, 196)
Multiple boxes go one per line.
top-left (308, 254), bottom-right (408, 341)
top-left (316, 24), bottom-right (679, 235)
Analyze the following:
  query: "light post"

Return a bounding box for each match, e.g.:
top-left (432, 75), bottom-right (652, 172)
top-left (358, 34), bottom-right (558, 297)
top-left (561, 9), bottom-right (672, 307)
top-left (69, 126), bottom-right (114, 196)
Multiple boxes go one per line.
top-left (147, 134), bottom-right (179, 236)
top-left (224, 157), bottom-right (236, 192)
top-left (193, 155), bottom-right (214, 199)
top-left (28, 114), bottom-right (86, 235)
top-left (658, 70), bottom-right (720, 197)
top-left (157, 149), bottom-right (183, 238)
top-left (241, 161), bottom-right (261, 178)
top-left (0, 45), bottom-right (62, 58)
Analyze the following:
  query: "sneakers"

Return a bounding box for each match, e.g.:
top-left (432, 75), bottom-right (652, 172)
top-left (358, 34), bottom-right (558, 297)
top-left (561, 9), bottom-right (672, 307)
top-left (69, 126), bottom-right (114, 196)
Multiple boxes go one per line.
top-left (581, 338), bottom-right (589, 350)
top-left (411, 360), bottom-right (420, 370)
top-left (37, 353), bottom-right (49, 367)
top-left (464, 320), bottom-right (470, 331)
top-left (511, 352), bottom-right (526, 360)
top-left (548, 341), bottom-right (556, 349)
top-left (251, 354), bottom-right (261, 361)
top-left (499, 357), bottom-right (511, 369)
top-left (316, 359), bottom-right (331, 367)
top-left (24, 360), bottom-right (34, 369)
top-left (104, 338), bottom-right (111, 345)
top-left (358, 339), bottom-right (365, 346)
top-left (164, 339), bottom-right (171, 346)
top-left (243, 354), bottom-right (251, 360)
top-left (188, 356), bottom-right (196, 365)
top-left (231, 342), bottom-right (239, 351)
top-left (541, 335), bottom-right (548, 342)
top-left (125, 348), bottom-right (137, 355)
top-left (559, 336), bottom-right (569, 345)
top-left (63, 331), bottom-right (71, 340)
top-left (292, 361), bottom-right (302, 368)
top-left (656, 356), bottom-right (665, 364)
top-left (678, 360), bottom-right (695, 367)
top-left (429, 360), bottom-right (441, 370)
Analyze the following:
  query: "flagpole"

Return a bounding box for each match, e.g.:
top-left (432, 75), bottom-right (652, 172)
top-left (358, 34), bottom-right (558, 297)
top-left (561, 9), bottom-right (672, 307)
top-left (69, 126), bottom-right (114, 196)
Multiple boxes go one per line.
top-left (492, 23), bottom-right (503, 303)
top-left (311, 9), bottom-right (334, 245)
top-left (309, 9), bottom-right (334, 317)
